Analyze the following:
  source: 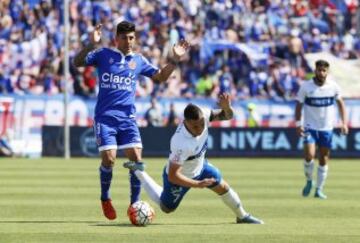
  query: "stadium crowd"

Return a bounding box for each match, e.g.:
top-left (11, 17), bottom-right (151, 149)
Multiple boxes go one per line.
top-left (0, 0), bottom-right (359, 101)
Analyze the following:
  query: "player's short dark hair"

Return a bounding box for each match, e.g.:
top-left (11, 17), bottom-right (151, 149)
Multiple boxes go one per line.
top-left (116, 21), bottom-right (135, 35)
top-left (184, 104), bottom-right (203, 120)
top-left (315, 59), bottom-right (329, 68)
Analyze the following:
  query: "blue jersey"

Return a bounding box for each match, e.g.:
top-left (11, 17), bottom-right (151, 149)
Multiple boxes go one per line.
top-left (85, 48), bottom-right (159, 121)
top-left (219, 72), bottom-right (232, 94)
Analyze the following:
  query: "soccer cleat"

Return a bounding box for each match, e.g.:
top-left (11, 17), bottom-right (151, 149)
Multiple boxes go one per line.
top-left (237, 214), bottom-right (264, 224)
top-left (314, 189), bottom-right (327, 199)
top-left (302, 180), bottom-right (313, 197)
top-left (123, 161), bottom-right (145, 171)
top-left (101, 199), bottom-right (117, 220)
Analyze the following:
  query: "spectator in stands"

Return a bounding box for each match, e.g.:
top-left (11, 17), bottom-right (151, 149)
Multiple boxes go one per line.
top-left (196, 73), bottom-right (214, 97)
top-left (248, 66), bottom-right (269, 98)
top-left (80, 66), bottom-right (97, 97)
top-left (218, 65), bottom-right (235, 98)
top-left (0, 70), bottom-right (11, 93)
top-left (0, 134), bottom-right (14, 157)
top-left (287, 28), bottom-right (304, 75)
top-left (246, 103), bottom-right (261, 127)
top-left (145, 98), bottom-right (163, 127)
top-left (166, 103), bottom-right (179, 127)
top-left (0, 0), bottom-right (359, 100)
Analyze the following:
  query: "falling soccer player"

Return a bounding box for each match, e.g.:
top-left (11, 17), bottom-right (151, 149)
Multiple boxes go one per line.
top-left (124, 93), bottom-right (264, 224)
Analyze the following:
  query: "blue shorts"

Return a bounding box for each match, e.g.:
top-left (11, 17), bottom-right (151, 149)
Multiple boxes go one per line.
top-left (303, 129), bottom-right (333, 148)
top-left (160, 160), bottom-right (222, 210)
top-left (93, 117), bottom-right (142, 151)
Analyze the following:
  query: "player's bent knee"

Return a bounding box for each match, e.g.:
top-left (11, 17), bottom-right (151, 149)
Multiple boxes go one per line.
top-left (102, 156), bottom-right (116, 168)
top-left (160, 203), bottom-right (175, 214)
top-left (102, 160), bottom-right (114, 168)
top-left (127, 153), bottom-right (142, 162)
top-left (124, 148), bottom-right (143, 162)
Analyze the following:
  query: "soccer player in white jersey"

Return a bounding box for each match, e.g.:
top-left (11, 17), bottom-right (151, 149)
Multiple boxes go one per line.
top-left (124, 94), bottom-right (263, 224)
top-left (295, 60), bottom-right (348, 199)
top-left (74, 21), bottom-right (189, 220)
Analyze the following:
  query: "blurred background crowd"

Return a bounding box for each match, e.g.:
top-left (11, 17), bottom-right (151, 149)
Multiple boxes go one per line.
top-left (0, 0), bottom-right (360, 101)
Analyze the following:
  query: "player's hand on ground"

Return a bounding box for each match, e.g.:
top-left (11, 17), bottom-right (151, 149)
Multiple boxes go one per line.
top-left (197, 178), bottom-right (216, 188)
top-left (218, 93), bottom-right (231, 109)
top-left (90, 24), bottom-right (102, 44)
top-left (172, 39), bottom-right (190, 62)
top-left (296, 126), bottom-right (305, 137)
top-left (341, 124), bottom-right (349, 135)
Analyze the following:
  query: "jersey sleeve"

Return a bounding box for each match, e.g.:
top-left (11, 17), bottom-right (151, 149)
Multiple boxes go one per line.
top-left (202, 108), bottom-right (211, 125)
top-left (85, 48), bottom-right (104, 66)
top-left (168, 138), bottom-right (189, 166)
top-left (334, 82), bottom-right (342, 100)
top-left (296, 83), bottom-right (306, 103)
top-left (139, 55), bottom-right (159, 78)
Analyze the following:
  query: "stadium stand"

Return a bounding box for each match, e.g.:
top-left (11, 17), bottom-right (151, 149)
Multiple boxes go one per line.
top-left (0, 0), bottom-right (360, 100)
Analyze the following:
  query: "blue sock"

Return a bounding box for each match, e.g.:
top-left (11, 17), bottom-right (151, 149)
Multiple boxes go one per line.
top-left (99, 165), bottom-right (113, 201)
top-left (129, 162), bottom-right (142, 204)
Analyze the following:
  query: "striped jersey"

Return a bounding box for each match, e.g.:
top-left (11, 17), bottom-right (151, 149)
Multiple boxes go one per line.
top-left (296, 79), bottom-right (341, 130)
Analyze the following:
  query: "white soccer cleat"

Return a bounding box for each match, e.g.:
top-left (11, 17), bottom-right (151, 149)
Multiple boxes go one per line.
top-left (123, 161), bottom-right (145, 171)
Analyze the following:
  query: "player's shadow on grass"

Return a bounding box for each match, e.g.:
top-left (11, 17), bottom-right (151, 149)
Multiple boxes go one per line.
top-left (92, 222), bottom-right (232, 227)
top-left (0, 220), bottom-right (101, 224)
top-left (0, 221), bottom-right (139, 227)
top-left (1, 221), bottom-right (233, 227)
top-left (155, 222), bottom-right (233, 226)
top-left (92, 223), bottom-right (134, 227)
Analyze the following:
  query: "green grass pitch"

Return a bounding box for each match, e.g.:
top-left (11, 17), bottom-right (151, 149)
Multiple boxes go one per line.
top-left (0, 157), bottom-right (359, 243)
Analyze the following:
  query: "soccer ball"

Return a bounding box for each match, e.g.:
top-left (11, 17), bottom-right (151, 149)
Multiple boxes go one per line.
top-left (127, 201), bottom-right (155, 226)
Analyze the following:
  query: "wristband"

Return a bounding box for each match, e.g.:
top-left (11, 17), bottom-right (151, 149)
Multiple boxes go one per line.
top-left (295, 120), bottom-right (302, 127)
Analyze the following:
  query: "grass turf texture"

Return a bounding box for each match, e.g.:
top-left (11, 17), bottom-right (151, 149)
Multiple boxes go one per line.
top-left (0, 158), bottom-right (359, 243)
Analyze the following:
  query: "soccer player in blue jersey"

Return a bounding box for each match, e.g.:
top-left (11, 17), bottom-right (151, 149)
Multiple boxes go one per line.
top-left (295, 60), bottom-right (348, 199)
top-left (124, 94), bottom-right (264, 224)
top-left (73, 21), bottom-right (189, 220)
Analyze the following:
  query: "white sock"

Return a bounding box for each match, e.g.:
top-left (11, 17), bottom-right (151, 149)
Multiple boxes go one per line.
top-left (316, 165), bottom-right (328, 190)
top-left (134, 170), bottom-right (163, 206)
top-left (303, 160), bottom-right (314, 181)
top-left (221, 188), bottom-right (248, 219)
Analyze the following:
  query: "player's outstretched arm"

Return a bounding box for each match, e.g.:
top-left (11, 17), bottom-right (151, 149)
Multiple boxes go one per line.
top-left (336, 98), bottom-right (349, 135)
top-left (151, 39), bottom-right (190, 83)
top-left (168, 162), bottom-right (215, 188)
top-left (210, 93), bottom-right (234, 121)
top-left (73, 24), bottom-right (102, 67)
top-left (295, 101), bottom-right (305, 136)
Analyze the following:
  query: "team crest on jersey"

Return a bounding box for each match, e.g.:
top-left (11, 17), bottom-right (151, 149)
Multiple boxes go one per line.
top-left (171, 149), bottom-right (182, 163)
top-left (128, 60), bottom-right (137, 70)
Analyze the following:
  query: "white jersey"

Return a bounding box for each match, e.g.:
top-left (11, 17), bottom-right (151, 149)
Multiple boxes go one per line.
top-left (296, 79), bottom-right (341, 131)
top-left (166, 109), bottom-right (211, 178)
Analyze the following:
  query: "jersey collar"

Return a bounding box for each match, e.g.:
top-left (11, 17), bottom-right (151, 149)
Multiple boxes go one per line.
top-left (110, 47), bottom-right (134, 57)
top-left (182, 122), bottom-right (206, 138)
top-left (181, 122), bottom-right (195, 138)
top-left (110, 48), bottom-right (134, 64)
top-left (312, 77), bottom-right (326, 87)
